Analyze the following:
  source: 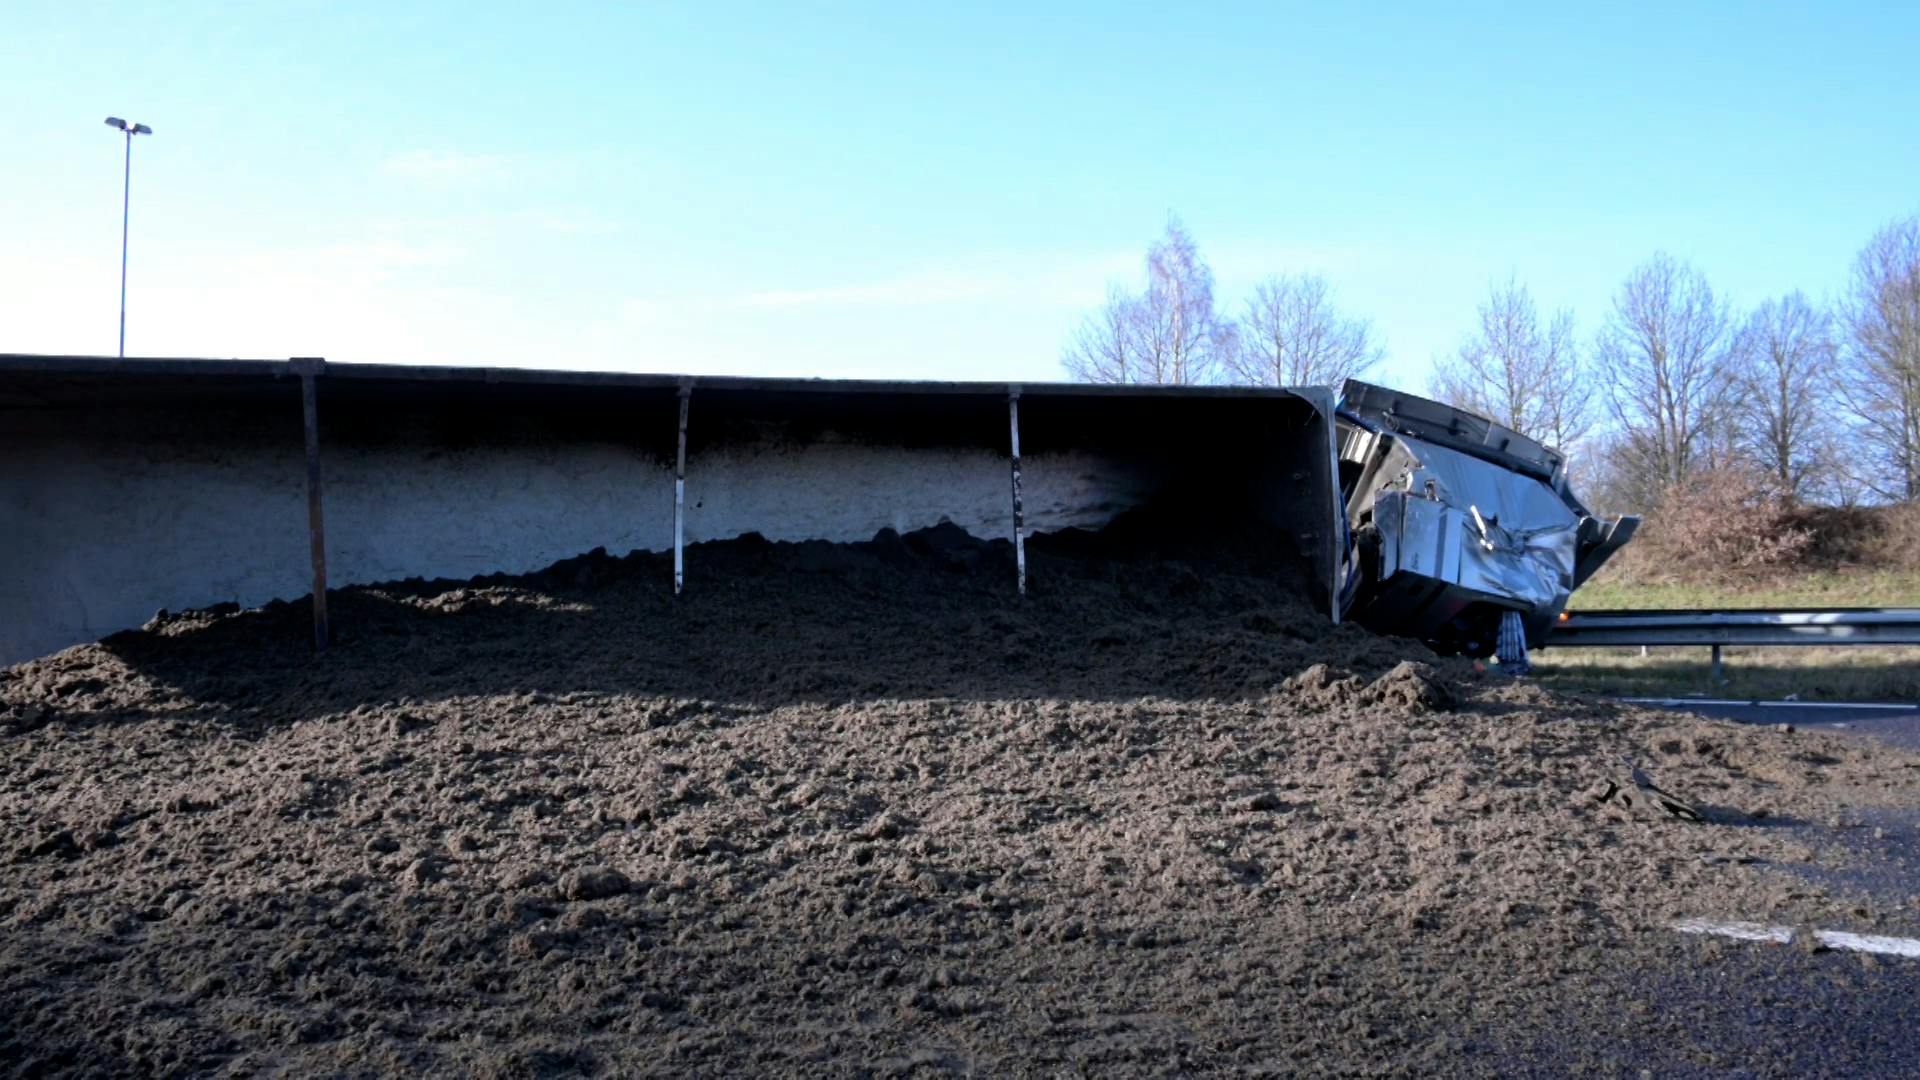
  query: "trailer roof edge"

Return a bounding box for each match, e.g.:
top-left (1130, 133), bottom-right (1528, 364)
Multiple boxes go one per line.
top-left (0, 353), bottom-right (1320, 400)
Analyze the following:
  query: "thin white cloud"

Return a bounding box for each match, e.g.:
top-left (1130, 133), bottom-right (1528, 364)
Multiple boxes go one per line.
top-left (724, 253), bottom-right (1137, 313)
top-left (380, 150), bottom-right (510, 182)
top-left (737, 274), bottom-right (1000, 310)
top-left (520, 210), bottom-right (620, 236)
top-left (310, 239), bottom-right (459, 271)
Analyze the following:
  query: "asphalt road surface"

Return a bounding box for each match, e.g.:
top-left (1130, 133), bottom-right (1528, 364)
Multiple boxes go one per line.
top-left (1576, 696), bottom-right (1920, 1077)
top-left (1626, 697), bottom-right (1920, 752)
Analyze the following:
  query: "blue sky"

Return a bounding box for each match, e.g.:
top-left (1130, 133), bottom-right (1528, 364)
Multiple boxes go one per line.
top-left (4, 2), bottom-right (1916, 389)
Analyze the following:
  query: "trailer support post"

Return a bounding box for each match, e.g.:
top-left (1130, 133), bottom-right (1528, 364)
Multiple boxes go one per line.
top-left (295, 357), bottom-right (329, 651)
top-left (1008, 388), bottom-right (1026, 596)
top-left (674, 383), bottom-right (690, 596)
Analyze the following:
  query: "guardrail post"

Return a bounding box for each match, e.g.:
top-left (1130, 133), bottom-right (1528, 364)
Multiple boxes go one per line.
top-left (1710, 644), bottom-right (1724, 685)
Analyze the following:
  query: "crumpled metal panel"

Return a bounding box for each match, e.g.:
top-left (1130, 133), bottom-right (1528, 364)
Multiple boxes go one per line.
top-left (1375, 435), bottom-right (1581, 612)
top-left (1335, 378), bottom-right (1634, 652)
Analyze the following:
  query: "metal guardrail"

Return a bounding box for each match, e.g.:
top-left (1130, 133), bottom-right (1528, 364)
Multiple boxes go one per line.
top-left (1544, 608), bottom-right (1920, 683)
top-left (1546, 608), bottom-right (1920, 649)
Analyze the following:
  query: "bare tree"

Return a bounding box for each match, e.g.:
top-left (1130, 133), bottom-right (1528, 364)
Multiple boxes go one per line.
top-left (1134, 217), bottom-right (1228, 384)
top-left (1060, 216), bottom-right (1229, 385)
top-left (1061, 285), bottom-right (1143, 385)
top-left (1838, 216), bottom-right (1920, 503)
top-left (1595, 253), bottom-right (1736, 506)
top-left (1225, 273), bottom-right (1383, 387)
top-left (1429, 276), bottom-right (1590, 450)
top-left (1728, 292), bottom-right (1838, 502)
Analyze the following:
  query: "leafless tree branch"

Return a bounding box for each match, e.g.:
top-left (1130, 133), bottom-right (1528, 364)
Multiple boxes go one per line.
top-left (1224, 274), bottom-right (1383, 388)
top-left (1060, 216), bottom-right (1230, 385)
top-left (1429, 275), bottom-right (1591, 451)
top-left (1837, 216), bottom-right (1920, 503)
top-left (1594, 253), bottom-right (1736, 506)
top-left (1727, 292), bottom-right (1839, 503)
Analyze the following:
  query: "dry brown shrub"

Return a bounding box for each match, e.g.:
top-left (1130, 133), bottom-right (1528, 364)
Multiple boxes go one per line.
top-left (1863, 502), bottom-right (1920, 570)
top-left (1779, 502), bottom-right (1920, 570)
top-left (1784, 505), bottom-right (1882, 566)
top-left (1616, 467), bottom-right (1815, 582)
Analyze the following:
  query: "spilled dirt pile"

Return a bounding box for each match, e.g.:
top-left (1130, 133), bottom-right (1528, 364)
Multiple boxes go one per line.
top-left (4, 516), bottom-right (1919, 1075)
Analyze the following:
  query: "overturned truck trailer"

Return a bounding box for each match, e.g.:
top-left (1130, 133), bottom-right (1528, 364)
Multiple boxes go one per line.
top-left (0, 355), bottom-right (1631, 667)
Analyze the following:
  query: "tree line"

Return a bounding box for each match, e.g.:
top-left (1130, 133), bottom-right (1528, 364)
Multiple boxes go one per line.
top-left (1061, 215), bottom-right (1920, 511)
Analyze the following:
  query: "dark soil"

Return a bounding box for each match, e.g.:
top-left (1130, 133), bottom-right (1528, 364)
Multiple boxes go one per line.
top-left (4, 515), bottom-right (1919, 1076)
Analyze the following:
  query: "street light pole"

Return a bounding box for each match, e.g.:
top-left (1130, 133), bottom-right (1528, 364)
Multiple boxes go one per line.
top-left (103, 117), bottom-right (152, 359)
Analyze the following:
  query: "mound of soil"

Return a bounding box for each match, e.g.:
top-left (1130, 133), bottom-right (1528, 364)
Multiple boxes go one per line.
top-left (4, 515), bottom-right (1918, 1075)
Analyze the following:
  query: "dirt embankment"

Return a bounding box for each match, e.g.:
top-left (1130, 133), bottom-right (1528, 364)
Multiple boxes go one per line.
top-left (5, 516), bottom-right (1919, 1076)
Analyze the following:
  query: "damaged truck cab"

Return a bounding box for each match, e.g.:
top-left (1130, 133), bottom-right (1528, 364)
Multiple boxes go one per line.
top-left (1333, 380), bottom-right (1637, 658)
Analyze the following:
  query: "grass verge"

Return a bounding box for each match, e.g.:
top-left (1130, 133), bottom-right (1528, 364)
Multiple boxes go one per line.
top-left (1532, 645), bottom-right (1920, 702)
top-left (1568, 571), bottom-right (1920, 611)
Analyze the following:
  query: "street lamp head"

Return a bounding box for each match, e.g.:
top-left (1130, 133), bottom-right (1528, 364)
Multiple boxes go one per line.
top-left (105, 117), bottom-right (127, 130)
top-left (131, 123), bottom-right (152, 135)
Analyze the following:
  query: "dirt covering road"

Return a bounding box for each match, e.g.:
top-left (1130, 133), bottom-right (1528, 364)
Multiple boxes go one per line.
top-left (5, 516), bottom-right (1920, 1076)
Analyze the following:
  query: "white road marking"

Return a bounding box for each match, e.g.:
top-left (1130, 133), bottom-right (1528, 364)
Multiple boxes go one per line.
top-left (1813, 930), bottom-right (1920, 958)
top-left (1674, 918), bottom-right (1920, 958)
top-left (1673, 919), bottom-right (1792, 944)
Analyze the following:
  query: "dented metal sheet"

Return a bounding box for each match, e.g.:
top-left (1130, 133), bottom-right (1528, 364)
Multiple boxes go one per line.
top-left (1387, 437), bottom-right (1581, 609)
top-left (1336, 379), bottom-right (1634, 657)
